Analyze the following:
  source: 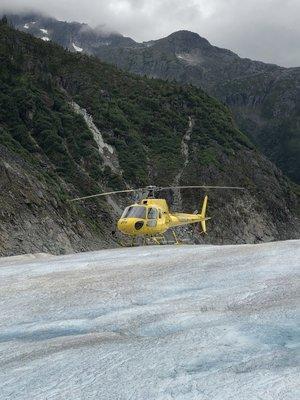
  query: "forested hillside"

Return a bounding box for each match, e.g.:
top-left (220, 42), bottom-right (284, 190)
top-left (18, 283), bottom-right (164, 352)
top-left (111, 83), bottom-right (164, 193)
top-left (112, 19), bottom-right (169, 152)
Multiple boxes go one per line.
top-left (8, 13), bottom-right (300, 184)
top-left (0, 21), bottom-right (299, 255)
top-left (94, 31), bottom-right (300, 184)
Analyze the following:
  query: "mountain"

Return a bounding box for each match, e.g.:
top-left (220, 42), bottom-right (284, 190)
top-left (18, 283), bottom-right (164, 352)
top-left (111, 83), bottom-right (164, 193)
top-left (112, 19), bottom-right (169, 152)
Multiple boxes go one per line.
top-left (6, 12), bottom-right (139, 51)
top-left (7, 13), bottom-right (300, 184)
top-left (0, 20), bottom-right (299, 256)
top-left (93, 31), bottom-right (300, 186)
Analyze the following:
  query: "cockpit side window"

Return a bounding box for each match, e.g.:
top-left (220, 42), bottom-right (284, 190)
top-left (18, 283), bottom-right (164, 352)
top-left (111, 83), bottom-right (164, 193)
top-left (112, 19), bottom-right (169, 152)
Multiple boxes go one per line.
top-left (121, 206), bottom-right (146, 219)
top-left (147, 208), bottom-right (158, 219)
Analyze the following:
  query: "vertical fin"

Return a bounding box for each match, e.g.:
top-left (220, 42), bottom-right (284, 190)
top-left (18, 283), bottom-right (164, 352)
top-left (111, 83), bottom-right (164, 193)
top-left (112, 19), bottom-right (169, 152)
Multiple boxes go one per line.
top-left (200, 195), bottom-right (208, 234)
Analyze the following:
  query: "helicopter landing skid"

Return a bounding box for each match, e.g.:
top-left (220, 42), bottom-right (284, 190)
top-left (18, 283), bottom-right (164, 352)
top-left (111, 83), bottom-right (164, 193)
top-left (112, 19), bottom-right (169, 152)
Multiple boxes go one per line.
top-left (118, 231), bottom-right (187, 247)
top-left (144, 235), bottom-right (167, 245)
top-left (117, 236), bottom-right (166, 247)
top-left (171, 229), bottom-right (181, 245)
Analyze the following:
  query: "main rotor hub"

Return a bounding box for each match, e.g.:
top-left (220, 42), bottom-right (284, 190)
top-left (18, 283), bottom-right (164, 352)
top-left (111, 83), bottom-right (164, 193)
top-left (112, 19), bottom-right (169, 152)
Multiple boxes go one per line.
top-left (146, 185), bottom-right (158, 198)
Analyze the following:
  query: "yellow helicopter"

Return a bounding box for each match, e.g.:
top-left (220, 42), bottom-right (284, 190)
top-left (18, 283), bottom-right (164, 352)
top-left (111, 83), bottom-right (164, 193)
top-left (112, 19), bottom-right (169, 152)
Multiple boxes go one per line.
top-left (71, 185), bottom-right (244, 245)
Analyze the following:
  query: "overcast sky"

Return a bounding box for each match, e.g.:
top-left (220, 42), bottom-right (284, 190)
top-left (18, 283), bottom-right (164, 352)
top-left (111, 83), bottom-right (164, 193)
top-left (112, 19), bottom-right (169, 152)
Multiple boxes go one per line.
top-left (1, 0), bottom-right (299, 67)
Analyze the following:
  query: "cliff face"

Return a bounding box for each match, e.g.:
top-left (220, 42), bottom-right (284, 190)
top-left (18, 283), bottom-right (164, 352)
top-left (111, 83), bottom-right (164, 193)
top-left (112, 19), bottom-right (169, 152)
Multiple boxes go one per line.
top-left (0, 145), bottom-right (116, 255)
top-left (0, 23), bottom-right (299, 256)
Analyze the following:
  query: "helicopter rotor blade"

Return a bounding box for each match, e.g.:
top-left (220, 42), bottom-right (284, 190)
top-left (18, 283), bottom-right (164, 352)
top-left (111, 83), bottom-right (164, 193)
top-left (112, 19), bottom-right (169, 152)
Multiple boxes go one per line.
top-left (69, 184), bottom-right (245, 202)
top-left (159, 185), bottom-right (245, 191)
top-left (69, 188), bottom-right (146, 202)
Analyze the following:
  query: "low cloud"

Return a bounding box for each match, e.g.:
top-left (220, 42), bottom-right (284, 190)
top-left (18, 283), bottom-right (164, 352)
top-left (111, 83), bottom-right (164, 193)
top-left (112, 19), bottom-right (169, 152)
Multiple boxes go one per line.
top-left (1, 0), bottom-right (299, 67)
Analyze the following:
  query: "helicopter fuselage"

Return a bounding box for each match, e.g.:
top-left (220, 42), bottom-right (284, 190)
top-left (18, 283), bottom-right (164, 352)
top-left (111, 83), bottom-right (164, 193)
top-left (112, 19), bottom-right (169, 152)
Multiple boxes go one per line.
top-left (70, 184), bottom-right (243, 243)
top-left (117, 198), bottom-right (208, 237)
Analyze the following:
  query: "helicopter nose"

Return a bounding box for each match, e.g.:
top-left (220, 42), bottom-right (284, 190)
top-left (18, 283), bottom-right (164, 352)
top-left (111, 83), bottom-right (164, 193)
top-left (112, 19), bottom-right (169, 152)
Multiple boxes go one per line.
top-left (117, 219), bottom-right (144, 234)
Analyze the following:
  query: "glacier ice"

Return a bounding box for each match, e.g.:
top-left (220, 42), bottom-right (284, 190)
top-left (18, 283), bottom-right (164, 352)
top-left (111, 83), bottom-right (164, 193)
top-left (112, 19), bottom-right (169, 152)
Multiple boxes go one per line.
top-left (0, 241), bottom-right (299, 399)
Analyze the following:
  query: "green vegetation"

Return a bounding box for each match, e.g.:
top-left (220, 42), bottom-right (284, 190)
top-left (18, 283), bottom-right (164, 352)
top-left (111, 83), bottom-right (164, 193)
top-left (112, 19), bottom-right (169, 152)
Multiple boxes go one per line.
top-left (0, 23), bottom-right (253, 192)
top-left (5, 15), bottom-right (299, 184)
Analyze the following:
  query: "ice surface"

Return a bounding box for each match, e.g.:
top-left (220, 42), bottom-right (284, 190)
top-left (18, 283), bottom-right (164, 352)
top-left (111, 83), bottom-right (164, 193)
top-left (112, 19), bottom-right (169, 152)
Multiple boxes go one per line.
top-left (72, 43), bottom-right (83, 52)
top-left (0, 241), bottom-right (299, 399)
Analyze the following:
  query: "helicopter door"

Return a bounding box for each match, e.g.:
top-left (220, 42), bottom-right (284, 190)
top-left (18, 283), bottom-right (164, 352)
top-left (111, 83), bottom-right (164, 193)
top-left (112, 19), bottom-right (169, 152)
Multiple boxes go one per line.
top-left (147, 207), bottom-right (158, 227)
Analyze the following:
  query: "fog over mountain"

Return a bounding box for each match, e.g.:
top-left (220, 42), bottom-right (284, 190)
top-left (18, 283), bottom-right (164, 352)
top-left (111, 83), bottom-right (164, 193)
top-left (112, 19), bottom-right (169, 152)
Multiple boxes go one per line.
top-left (1, 0), bottom-right (299, 67)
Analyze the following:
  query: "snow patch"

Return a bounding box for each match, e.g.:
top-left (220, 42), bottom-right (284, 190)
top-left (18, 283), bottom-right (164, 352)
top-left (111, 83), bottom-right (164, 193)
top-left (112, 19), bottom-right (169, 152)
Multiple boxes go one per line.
top-left (176, 52), bottom-right (203, 65)
top-left (40, 28), bottom-right (48, 34)
top-left (41, 37), bottom-right (50, 42)
top-left (142, 41), bottom-right (154, 47)
top-left (72, 43), bottom-right (83, 52)
top-left (176, 53), bottom-right (191, 62)
top-left (23, 22), bottom-right (36, 29)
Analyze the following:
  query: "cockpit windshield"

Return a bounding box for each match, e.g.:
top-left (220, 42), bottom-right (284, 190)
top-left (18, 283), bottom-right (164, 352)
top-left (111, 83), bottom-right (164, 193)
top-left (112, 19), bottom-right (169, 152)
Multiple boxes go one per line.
top-left (121, 206), bottom-right (147, 219)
